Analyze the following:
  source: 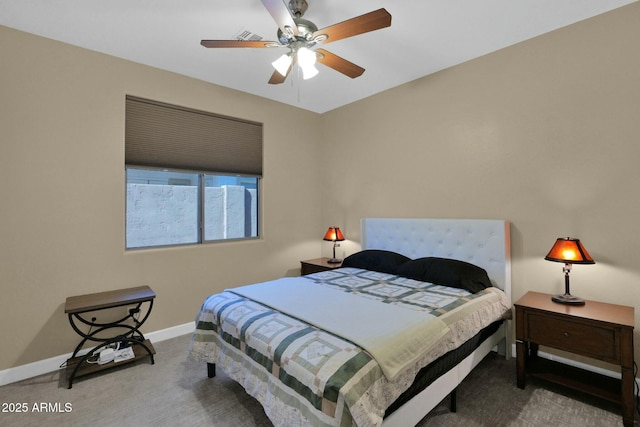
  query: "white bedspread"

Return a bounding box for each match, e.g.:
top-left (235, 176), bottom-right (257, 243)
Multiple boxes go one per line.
top-left (232, 277), bottom-right (450, 381)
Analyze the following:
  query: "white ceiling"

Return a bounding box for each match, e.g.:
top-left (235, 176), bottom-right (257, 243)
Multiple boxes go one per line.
top-left (0, 0), bottom-right (635, 113)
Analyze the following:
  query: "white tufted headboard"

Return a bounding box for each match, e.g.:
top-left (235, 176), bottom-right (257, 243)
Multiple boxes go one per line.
top-left (361, 218), bottom-right (511, 303)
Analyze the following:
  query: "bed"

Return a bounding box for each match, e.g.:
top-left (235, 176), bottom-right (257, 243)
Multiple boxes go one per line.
top-left (188, 218), bottom-right (512, 426)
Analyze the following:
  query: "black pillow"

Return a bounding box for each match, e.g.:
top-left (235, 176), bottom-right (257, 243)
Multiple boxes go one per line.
top-left (341, 250), bottom-right (411, 275)
top-left (397, 257), bottom-right (492, 293)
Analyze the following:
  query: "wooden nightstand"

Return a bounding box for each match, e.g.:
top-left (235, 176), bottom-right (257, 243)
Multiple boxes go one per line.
top-left (300, 257), bottom-right (343, 275)
top-left (515, 291), bottom-right (635, 426)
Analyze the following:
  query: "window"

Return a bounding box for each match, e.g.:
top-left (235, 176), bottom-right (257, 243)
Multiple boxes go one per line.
top-left (126, 168), bottom-right (258, 249)
top-left (125, 96), bottom-right (262, 249)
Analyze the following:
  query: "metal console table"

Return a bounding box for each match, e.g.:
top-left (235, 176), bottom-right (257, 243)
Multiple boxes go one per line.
top-left (64, 285), bottom-right (156, 388)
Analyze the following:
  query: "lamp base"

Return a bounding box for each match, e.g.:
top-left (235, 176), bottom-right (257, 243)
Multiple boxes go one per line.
top-left (551, 293), bottom-right (585, 305)
top-left (327, 258), bottom-right (342, 264)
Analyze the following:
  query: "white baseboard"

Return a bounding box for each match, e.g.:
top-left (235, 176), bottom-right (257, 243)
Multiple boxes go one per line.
top-left (510, 343), bottom-right (623, 379)
top-left (0, 321), bottom-right (195, 387)
top-left (146, 322), bottom-right (195, 343)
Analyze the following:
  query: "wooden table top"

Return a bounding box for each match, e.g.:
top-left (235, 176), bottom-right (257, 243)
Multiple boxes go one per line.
top-left (64, 285), bottom-right (155, 314)
top-left (515, 291), bottom-right (634, 328)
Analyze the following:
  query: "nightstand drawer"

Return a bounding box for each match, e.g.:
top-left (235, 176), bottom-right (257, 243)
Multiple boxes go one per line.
top-left (525, 312), bottom-right (619, 361)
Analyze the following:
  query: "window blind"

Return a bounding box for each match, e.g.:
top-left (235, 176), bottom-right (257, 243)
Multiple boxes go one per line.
top-left (125, 96), bottom-right (263, 176)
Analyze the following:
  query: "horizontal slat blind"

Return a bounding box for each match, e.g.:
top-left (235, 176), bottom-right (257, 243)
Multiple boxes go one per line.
top-left (125, 96), bottom-right (263, 176)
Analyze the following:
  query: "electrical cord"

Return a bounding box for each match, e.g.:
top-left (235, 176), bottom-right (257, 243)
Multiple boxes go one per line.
top-left (85, 354), bottom-right (101, 365)
top-left (634, 361), bottom-right (639, 417)
top-left (85, 341), bottom-right (121, 364)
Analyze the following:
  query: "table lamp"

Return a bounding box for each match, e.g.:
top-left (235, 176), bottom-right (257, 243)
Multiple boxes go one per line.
top-left (323, 227), bottom-right (345, 264)
top-left (545, 237), bottom-right (595, 305)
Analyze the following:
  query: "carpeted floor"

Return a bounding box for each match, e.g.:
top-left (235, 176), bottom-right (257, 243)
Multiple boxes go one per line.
top-left (0, 334), bottom-right (633, 426)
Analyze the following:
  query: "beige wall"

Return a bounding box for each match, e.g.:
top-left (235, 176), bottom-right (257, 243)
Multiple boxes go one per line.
top-left (320, 3), bottom-right (640, 364)
top-left (1, 2), bottom-right (639, 373)
top-left (0, 26), bottom-right (325, 370)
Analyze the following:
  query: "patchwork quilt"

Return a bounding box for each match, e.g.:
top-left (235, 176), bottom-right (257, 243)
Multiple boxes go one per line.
top-left (188, 268), bottom-right (509, 427)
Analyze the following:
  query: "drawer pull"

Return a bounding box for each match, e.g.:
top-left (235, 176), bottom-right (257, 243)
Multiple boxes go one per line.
top-left (564, 332), bottom-right (570, 337)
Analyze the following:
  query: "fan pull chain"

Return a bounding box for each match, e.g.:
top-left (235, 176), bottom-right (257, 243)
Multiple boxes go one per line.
top-left (296, 64), bottom-right (301, 103)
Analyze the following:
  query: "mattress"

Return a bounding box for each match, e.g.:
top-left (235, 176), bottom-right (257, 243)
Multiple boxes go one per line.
top-left (384, 319), bottom-right (502, 417)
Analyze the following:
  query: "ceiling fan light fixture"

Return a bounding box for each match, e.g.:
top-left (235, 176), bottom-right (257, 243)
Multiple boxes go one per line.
top-left (272, 53), bottom-right (293, 76)
top-left (300, 63), bottom-right (319, 80)
top-left (297, 47), bottom-right (316, 66)
top-left (297, 47), bottom-right (318, 80)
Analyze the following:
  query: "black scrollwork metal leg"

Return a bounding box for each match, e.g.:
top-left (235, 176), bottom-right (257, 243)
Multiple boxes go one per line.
top-left (65, 296), bottom-right (155, 388)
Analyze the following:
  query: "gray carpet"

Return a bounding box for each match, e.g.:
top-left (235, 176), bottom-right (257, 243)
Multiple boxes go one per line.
top-left (0, 334), bottom-right (633, 426)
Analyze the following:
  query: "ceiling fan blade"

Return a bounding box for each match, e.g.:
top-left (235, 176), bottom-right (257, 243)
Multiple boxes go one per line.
top-left (316, 49), bottom-right (365, 79)
top-left (268, 57), bottom-right (295, 84)
top-left (268, 69), bottom-right (288, 85)
top-left (261, 0), bottom-right (299, 36)
top-left (201, 40), bottom-right (279, 48)
top-left (313, 8), bottom-right (391, 45)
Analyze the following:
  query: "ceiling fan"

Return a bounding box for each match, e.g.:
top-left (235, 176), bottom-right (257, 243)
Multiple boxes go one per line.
top-left (201, 0), bottom-right (392, 84)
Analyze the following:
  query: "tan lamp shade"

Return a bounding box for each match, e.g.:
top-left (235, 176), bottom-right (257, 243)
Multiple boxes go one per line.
top-left (545, 237), bottom-right (595, 264)
top-left (323, 227), bottom-right (345, 242)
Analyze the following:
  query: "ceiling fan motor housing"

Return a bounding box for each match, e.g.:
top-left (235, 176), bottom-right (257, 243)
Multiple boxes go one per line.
top-left (277, 18), bottom-right (318, 45)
